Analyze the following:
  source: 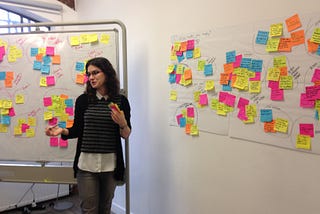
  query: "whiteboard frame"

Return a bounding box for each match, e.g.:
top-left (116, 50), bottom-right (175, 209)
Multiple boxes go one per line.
top-left (0, 20), bottom-right (131, 214)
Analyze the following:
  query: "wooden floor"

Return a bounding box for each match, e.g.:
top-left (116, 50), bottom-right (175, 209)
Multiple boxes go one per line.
top-left (1, 186), bottom-right (81, 214)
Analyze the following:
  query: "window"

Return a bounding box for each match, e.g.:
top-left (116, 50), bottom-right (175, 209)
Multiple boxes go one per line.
top-left (0, 7), bottom-right (50, 34)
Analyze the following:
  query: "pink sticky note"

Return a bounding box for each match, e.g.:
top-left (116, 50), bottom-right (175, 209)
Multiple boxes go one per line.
top-left (43, 97), bottom-right (52, 107)
top-left (305, 85), bottom-right (320, 100)
top-left (187, 39), bottom-right (195, 50)
top-left (46, 46), bottom-right (55, 56)
top-left (187, 107), bottom-right (195, 117)
top-left (176, 74), bottom-right (182, 84)
top-left (50, 137), bottom-right (59, 147)
top-left (300, 93), bottom-right (315, 108)
top-left (9, 107), bottom-right (15, 116)
top-left (199, 94), bottom-right (208, 105)
top-left (59, 138), bottom-right (68, 147)
top-left (268, 80), bottom-right (280, 89)
top-left (237, 107), bottom-right (248, 121)
top-left (218, 91), bottom-right (228, 103)
top-left (299, 123), bottom-right (314, 137)
top-left (270, 88), bottom-right (284, 101)
top-left (176, 114), bottom-right (183, 125)
top-left (249, 72), bottom-right (261, 81)
top-left (65, 107), bottom-right (74, 116)
top-left (237, 97), bottom-right (249, 109)
top-left (21, 124), bottom-right (30, 132)
top-left (224, 93), bottom-right (236, 107)
top-left (311, 68), bottom-right (320, 83)
top-left (48, 117), bottom-right (58, 126)
top-left (46, 76), bottom-right (55, 86)
top-left (233, 54), bottom-right (242, 68)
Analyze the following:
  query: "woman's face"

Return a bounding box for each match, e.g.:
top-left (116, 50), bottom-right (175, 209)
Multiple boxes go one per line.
top-left (87, 65), bottom-right (107, 94)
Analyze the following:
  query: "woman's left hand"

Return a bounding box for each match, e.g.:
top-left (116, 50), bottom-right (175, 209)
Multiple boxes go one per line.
top-left (111, 109), bottom-right (127, 128)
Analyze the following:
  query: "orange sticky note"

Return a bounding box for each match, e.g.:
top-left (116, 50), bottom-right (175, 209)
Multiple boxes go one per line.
top-left (76, 74), bottom-right (85, 84)
top-left (223, 63), bottom-right (234, 74)
top-left (290, 29), bottom-right (305, 46)
top-left (52, 55), bottom-right (61, 64)
top-left (220, 73), bottom-right (230, 85)
top-left (264, 120), bottom-right (276, 133)
top-left (285, 14), bottom-right (302, 32)
top-left (185, 123), bottom-right (191, 134)
top-left (278, 38), bottom-right (292, 52)
top-left (5, 71), bottom-right (14, 80)
top-left (35, 53), bottom-right (43, 61)
top-left (184, 69), bottom-right (192, 80)
top-left (280, 67), bottom-right (288, 76)
top-left (307, 39), bottom-right (318, 53)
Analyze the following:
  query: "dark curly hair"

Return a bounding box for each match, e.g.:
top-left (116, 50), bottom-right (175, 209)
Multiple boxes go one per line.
top-left (85, 57), bottom-right (120, 102)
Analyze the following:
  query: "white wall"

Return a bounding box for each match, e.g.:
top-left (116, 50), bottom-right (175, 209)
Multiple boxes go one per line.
top-left (36, 0), bottom-right (320, 213)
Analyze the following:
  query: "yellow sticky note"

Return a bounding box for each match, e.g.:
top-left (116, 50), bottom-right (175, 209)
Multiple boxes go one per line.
top-left (14, 126), bottom-right (22, 135)
top-left (205, 80), bottom-right (215, 91)
top-left (193, 47), bottom-right (201, 58)
top-left (279, 75), bottom-right (293, 89)
top-left (166, 64), bottom-right (175, 74)
top-left (89, 33), bottom-right (98, 43)
top-left (100, 34), bottom-right (110, 44)
top-left (270, 23), bottom-right (283, 37)
top-left (190, 125), bottom-right (199, 136)
top-left (15, 94), bottom-right (24, 104)
top-left (246, 104), bottom-right (257, 117)
top-left (310, 28), bottom-right (320, 44)
top-left (170, 90), bottom-right (177, 101)
top-left (249, 81), bottom-right (261, 93)
top-left (296, 134), bottom-right (311, 150)
top-left (210, 98), bottom-right (219, 110)
top-left (266, 37), bottom-right (281, 52)
top-left (28, 117), bottom-right (36, 126)
top-left (3, 100), bottom-right (12, 109)
top-left (0, 124), bottom-right (8, 133)
top-left (43, 111), bottom-right (53, 120)
top-left (273, 56), bottom-right (287, 67)
top-left (80, 34), bottom-right (90, 44)
top-left (274, 118), bottom-right (288, 133)
top-left (39, 77), bottom-right (47, 87)
top-left (26, 128), bottom-right (35, 137)
top-left (69, 35), bottom-right (80, 46)
top-left (197, 60), bottom-right (206, 71)
top-left (233, 75), bottom-right (248, 90)
top-left (267, 67), bottom-right (280, 81)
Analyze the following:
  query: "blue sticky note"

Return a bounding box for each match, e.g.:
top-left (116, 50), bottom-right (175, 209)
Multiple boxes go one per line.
top-left (75, 62), bottom-right (85, 71)
top-left (260, 109), bottom-right (273, 122)
top-left (315, 109), bottom-right (319, 120)
top-left (65, 99), bottom-right (74, 107)
top-left (222, 81), bottom-right (232, 91)
top-left (226, 50), bottom-right (236, 63)
top-left (33, 61), bottom-right (42, 70)
top-left (256, 30), bottom-right (269, 45)
top-left (251, 59), bottom-right (263, 72)
top-left (0, 71), bottom-right (5, 80)
top-left (169, 73), bottom-right (176, 84)
top-left (179, 117), bottom-right (186, 127)
top-left (186, 50), bottom-right (193, 59)
top-left (58, 121), bottom-right (66, 128)
top-left (317, 45), bottom-right (320, 56)
top-left (177, 55), bottom-right (185, 63)
top-left (1, 115), bottom-right (10, 125)
top-left (30, 48), bottom-right (38, 57)
top-left (41, 64), bottom-right (50, 74)
top-left (240, 58), bottom-right (252, 69)
top-left (42, 55), bottom-right (52, 65)
top-left (204, 64), bottom-right (213, 76)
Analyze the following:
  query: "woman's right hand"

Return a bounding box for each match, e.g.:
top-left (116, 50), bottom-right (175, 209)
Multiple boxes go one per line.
top-left (45, 125), bottom-right (63, 136)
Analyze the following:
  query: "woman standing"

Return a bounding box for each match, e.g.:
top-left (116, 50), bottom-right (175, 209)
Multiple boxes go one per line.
top-left (45, 57), bottom-right (131, 214)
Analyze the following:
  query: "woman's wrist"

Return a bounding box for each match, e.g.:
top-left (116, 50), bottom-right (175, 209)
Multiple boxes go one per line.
top-left (120, 124), bottom-right (127, 129)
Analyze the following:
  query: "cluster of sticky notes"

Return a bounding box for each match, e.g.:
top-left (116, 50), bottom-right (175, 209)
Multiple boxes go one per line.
top-left (0, 39), bottom-right (23, 62)
top-left (31, 46), bottom-right (60, 87)
top-left (267, 56), bottom-right (293, 101)
top-left (176, 106), bottom-right (199, 136)
top-left (210, 91), bottom-right (235, 116)
top-left (300, 69), bottom-right (320, 120)
top-left (260, 109), bottom-right (289, 133)
top-left (69, 33), bottom-right (111, 46)
top-left (256, 13), bottom-right (305, 52)
top-left (75, 61), bottom-right (88, 85)
top-left (220, 50), bottom-right (263, 93)
top-left (0, 99), bottom-right (15, 133)
top-left (13, 117), bottom-right (36, 137)
top-left (0, 71), bottom-right (14, 88)
top-left (43, 94), bottom-right (74, 147)
top-left (167, 64), bottom-right (193, 86)
top-left (170, 39), bottom-right (200, 62)
top-left (296, 123), bottom-right (314, 150)
top-left (236, 97), bottom-right (257, 124)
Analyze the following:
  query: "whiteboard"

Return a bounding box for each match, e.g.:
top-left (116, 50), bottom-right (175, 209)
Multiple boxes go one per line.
top-left (0, 24), bottom-right (120, 162)
top-left (168, 12), bottom-right (320, 154)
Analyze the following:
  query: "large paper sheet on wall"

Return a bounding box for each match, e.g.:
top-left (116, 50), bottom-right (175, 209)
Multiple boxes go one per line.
top-left (167, 12), bottom-right (320, 154)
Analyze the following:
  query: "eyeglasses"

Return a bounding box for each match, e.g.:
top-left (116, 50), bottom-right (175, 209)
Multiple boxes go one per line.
top-left (86, 70), bottom-right (101, 77)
